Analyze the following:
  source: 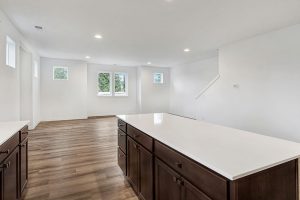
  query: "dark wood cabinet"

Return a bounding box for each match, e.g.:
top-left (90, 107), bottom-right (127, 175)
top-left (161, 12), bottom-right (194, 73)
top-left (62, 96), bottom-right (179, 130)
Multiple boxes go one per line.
top-left (155, 158), bottom-right (181, 200)
top-left (119, 119), bottom-right (298, 200)
top-left (19, 138), bottom-right (28, 193)
top-left (0, 125), bottom-right (28, 200)
top-left (183, 178), bottom-right (212, 200)
top-left (139, 144), bottom-right (153, 200)
top-left (127, 137), bottom-right (139, 193)
top-left (126, 136), bottom-right (153, 200)
top-left (2, 147), bottom-right (19, 200)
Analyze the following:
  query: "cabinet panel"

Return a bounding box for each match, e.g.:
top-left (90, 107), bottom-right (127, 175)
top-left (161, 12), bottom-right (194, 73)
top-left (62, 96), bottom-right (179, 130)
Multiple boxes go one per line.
top-left (155, 158), bottom-right (181, 200)
top-left (118, 119), bottom-right (127, 133)
top-left (139, 145), bottom-right (153, 200)
top-left (118, 148), bottom-right (126, 175)
top-left (118, 129), bottom-right (127, 153)
top-left (155, 141), bottom-right (227, 200)
top-left (0, 168), bottom-right (3, 200)
top-left (127, 137), bottom-right (139, 193)
top-left (183, 178), bottom-right (212, 200)
top-left (19, 138), bottom-right (28, 193)
top-left (3, 147), bottom-right (19, 200)
top-left (127, 125), bottom-right (153, 152)
top-left (0, 133), bottom-right (19, 164)
top-left (20, 126), bottom-right (28, 143)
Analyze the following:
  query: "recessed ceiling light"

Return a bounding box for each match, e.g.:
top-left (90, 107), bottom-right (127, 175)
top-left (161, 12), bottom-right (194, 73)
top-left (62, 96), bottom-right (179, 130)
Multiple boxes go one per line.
top-left (184, 48), bottom-right (191, 52)
top-left (94, 34), bottom-right (102, 39)
top-left (147, 62), bottom-right (152, 65)
top-left (85, 56), bottom-right (91, 59)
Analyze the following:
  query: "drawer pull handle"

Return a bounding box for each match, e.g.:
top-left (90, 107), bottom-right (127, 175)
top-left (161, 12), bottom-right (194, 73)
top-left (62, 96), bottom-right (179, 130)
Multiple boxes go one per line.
top-left (119, 124), bottom-right (125, 127)
top-left (0, 150), bottom-right (9, 154)
top-left (172, 176), bottom-right (183, 185)
top-left (119, 154), bottom-right (125, 158)
top-left (22, 132), bottom-right (28, 135)
top-left (175, 162), bottom-right (182, 168)
top-left (2, 162), bottom-right (10, 169)
top-left (20, 144), bottom-right (26, 147)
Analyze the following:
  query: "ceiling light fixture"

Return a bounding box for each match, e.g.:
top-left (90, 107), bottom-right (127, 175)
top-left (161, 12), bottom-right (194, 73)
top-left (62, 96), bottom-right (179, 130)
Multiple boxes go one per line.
top-left (34, 25), bottom-right (43, 30)
top-left (94, 34), bottom-right (103, 39)
top-left (184, 48), bottom-right (191, 52)
top-left (147, 62), bottom-right (152, 65)
top-left (85, 56), bottom-right (91, 59)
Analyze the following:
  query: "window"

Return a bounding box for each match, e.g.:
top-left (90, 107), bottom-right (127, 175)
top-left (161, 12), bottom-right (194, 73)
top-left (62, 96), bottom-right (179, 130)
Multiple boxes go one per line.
top-left (97, 72), bottom-right (128, 96)
top-left (114, 72), bottom-right (128, 96)
top-left (6, 36), bottom-right (16, 68)
top-left (98, 72), bottom-right (112, 96)
top-left (53, 66), bottom-right (68, 80)
top-left (34, 61), bottom-right (38, 78)
top-left (153, 72), bottom-right (164, 84)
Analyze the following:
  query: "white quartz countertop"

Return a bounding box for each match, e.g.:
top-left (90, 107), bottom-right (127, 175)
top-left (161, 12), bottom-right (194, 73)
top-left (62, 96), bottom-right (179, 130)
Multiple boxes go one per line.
top-left (117, 113), bottom-right (300, 180)
top-left (0, 121), bottom-right (30, 145)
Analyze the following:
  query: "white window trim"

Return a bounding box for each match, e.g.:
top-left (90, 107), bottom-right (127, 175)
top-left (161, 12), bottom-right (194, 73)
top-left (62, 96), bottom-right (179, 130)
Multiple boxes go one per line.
top-left (6, 36), bottom-right (16, 68)
top-left (53, 66), bottom-right (69, 80)
top-left (97, 71), bottom-right (112, 96)
top-left (153, 72), bottom-right (164, 84)
top-left (114, 72), bottom-right (128, 97)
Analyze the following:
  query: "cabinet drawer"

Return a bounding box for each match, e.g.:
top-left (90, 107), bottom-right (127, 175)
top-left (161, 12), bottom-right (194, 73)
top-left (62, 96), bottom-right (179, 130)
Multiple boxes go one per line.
top-left (127, 125), bottom-right (153, 152)
top-left (118, 147), bottom-right (126, 175)
top-left (154, 141), bottom-right (227, 200)
top-left (0, 132), bottom-right (19, 163)
top-left (20, 125), bottom-right (28, 142)
top-left (118, 119), bottom-right (127, 133)
top-left (118, 129), bottom-right (126, 153)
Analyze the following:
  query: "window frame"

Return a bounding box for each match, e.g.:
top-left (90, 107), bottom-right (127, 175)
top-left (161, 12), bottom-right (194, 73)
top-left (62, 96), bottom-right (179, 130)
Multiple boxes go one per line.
top-left (53, 66), bottom-right (69, 80)
top-left (153, 72), bottom-right (164, 84)
top-left (114, 72), bottom-right (128, 97)
top-left (97, 71), bottom-right (113, 96)
top-left (6, 36), bottom-right (16, 68)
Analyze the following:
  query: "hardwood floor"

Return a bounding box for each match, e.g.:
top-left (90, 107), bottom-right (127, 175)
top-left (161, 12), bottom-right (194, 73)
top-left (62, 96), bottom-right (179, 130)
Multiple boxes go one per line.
top-left (22, 117), bottom-right (138, 200)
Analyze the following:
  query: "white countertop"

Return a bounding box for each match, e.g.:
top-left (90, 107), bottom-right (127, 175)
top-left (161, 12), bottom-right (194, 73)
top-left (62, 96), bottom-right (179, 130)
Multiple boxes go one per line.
top-left (0, 121), bottom-right (30, 145)
top-left (117, 113), bottom-right (300, 180)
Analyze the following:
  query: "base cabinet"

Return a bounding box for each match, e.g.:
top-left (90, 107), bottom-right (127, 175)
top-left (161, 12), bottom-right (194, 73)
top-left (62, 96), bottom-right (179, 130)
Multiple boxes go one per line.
top-left (19, 138), bottom-right (28, 194)
top-left (0, 125), bottom-right (28, 200)
top-left (155, 159), bottom-right (181, 200)
top-left (118, 120), bottom-right (298, 200)
top-left (127, 137), bottom-right (153, 200)
top-left (127, 137), bottom-right (139, 192)
top-left (2, 148), bottom-right (20, 200)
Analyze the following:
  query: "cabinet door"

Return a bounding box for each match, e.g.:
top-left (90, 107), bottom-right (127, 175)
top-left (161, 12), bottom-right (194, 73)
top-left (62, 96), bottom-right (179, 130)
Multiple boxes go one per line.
top-left (0, 168), bottom-right (3, 200)
top-left (155, 158), bottom-right (181, 200)
top-left (3, 147), bottom-right (19, 200)
top-left (139, 145), bottom-right (153, 200)
top-left (19, 138), bottom-right (28, 194)
top-left (127, 137), bottom-right (139, 193)
top-left (183, 178), bottom-right (212, 200)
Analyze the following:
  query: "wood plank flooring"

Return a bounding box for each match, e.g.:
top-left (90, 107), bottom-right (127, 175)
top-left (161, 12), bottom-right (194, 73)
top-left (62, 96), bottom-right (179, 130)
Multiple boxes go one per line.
top-left (22, 117), bottom-right (138, 200)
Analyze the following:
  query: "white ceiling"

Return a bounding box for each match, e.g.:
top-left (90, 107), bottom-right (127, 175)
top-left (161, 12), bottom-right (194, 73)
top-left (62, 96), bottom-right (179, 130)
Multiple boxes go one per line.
top-left (1, 0), bottom-right (300, 67)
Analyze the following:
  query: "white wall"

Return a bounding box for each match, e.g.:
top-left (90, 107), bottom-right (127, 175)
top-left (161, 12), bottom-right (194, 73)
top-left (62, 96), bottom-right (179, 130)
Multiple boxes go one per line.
top-left (170, 23), bottom-right (300, 142)
top-left (40, 58), bottom-right (87, 121)
top-left (138, 66), bottom-right (170, 113)
top-left (87, 63), bottom-right (138, 116)
top-left (0, 10), bottom-right (40, 128)
top-left (170, 57), bottom-right (219, 119)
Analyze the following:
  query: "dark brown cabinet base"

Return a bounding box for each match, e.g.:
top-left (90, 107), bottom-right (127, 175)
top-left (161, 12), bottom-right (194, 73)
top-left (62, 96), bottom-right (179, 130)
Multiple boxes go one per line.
top-left (117, 120), bottom-right (299, 200)
top-left (0, 125), bottom-right (28, 200)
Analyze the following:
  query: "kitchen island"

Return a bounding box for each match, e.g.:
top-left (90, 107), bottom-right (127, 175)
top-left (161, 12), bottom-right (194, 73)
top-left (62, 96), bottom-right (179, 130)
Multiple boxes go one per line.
top-left (117, 113), bottom-right (300, 200)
